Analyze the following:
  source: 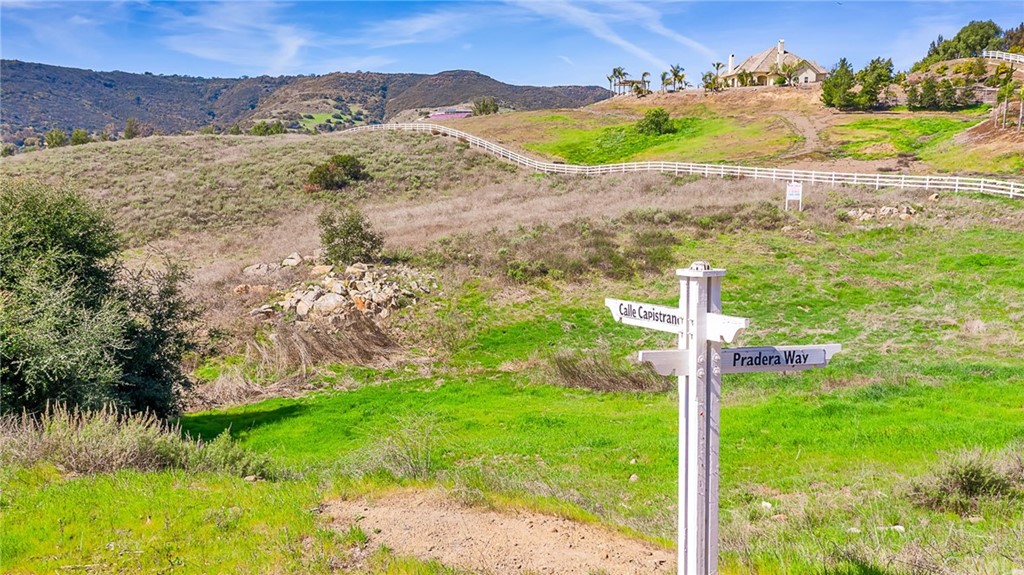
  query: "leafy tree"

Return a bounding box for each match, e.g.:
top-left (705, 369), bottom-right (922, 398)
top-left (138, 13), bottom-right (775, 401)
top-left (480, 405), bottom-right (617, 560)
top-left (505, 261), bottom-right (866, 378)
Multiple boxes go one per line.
top-left (635, 108), bottom-right (674, 135)
top-left (1004, 23), bottom-right (1024, 51)
top-left (913, 20), bottom-right (1004, 71)
top-left (918, 76), bottom-right (940, 110)
top-left (855, 57), bottom-right (894, 109)
top-left (938, 79), bottom-right (959, 111)
top-left (45, 129), bottom-right (67, 148)
top-left (0, 179), bottom-right (197, 417)
top-left (70, 128), bottom-right (92, 145)
top-left (124, 117), bottom-right (140, 140)
top-left (821, 58), bottom-right (856, 109)
top-left (472, 96), bottom-right (499, 115)
top-left (318, 204), bottom-right (383, 265)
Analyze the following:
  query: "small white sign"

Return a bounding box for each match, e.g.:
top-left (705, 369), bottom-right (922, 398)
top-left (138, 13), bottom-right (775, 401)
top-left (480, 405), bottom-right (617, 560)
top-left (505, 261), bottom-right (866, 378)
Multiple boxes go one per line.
top-left (720, 344), bottom-right (841, 374)
top-left (605, 298), bottom-right (685, 333)
top-left (785, 181), bottom-right (803, 211)
top-left (786, 181), bottom-right (803, 200)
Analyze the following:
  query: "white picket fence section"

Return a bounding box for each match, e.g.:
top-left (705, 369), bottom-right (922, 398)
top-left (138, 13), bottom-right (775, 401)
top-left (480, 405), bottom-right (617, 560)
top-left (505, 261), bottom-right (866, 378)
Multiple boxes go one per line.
top-left (345, 123), bottom-right (1024, 199)
top-left (982, 50), bottom-right (1024, 65)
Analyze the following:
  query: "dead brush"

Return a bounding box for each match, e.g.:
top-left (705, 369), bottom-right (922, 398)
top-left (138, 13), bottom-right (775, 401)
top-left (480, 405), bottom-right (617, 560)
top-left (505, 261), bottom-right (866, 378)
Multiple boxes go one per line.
top-left (547, 349), bottom-right (672, 392)
top-left (246, 313), bottom-right (398, 380)
top-left (0, 403), bottom-right (271, 477)
top-left (192, 313), bottom-right (398, 410)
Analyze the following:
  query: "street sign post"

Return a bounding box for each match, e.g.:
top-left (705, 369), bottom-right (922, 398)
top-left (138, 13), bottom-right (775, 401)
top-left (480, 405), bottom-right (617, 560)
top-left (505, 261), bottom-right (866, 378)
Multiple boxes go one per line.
top-left (605, 262), bottom-right (841, 574)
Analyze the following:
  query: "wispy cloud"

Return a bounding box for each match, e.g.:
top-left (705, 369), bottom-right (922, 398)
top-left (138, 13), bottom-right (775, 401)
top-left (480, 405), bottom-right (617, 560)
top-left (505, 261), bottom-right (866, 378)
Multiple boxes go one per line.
top-left (157, 2), bottom-right (310, 75)
top-left (559, 55), bottom-right (575, 65)
top-left (619, 1), bottom-right (719, 63)
top-left (355, 9), bottom-right (477, 49)
top-left (508, 0), bottom-right (671, 72)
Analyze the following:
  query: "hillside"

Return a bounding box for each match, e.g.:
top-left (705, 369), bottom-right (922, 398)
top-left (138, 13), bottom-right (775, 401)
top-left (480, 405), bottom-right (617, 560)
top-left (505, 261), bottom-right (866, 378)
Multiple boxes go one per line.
top-left (0, 60), bottom-right (610, 141)
top-left (3, 128), bottom-right (1023, 574)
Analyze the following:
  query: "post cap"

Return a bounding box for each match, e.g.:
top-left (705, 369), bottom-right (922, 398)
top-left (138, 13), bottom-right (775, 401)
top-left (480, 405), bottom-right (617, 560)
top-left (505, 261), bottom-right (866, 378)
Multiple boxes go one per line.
top-left (677, 261), bottom-right (726, 278)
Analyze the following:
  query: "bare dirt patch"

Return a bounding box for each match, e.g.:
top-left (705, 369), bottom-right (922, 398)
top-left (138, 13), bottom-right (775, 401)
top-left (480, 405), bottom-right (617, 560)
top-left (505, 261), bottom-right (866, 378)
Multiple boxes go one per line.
top-left (326, 489), bottom-right (675, 575)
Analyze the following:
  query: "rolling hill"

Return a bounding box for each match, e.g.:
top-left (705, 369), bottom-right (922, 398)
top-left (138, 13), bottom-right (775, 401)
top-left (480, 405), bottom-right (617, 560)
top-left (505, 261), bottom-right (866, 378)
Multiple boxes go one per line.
top-left (0, 60), bottom-right (610, 141)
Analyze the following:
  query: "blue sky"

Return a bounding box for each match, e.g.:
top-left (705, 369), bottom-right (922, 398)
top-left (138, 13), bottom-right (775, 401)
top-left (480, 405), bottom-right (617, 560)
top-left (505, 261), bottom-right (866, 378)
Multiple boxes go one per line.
top-left (2, 1), bottom-right (1022, 87)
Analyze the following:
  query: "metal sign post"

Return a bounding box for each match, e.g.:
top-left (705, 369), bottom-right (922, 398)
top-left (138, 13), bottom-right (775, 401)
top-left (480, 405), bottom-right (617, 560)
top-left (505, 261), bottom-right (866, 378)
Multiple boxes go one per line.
top-left (606, 261), bottom-right (841, 574)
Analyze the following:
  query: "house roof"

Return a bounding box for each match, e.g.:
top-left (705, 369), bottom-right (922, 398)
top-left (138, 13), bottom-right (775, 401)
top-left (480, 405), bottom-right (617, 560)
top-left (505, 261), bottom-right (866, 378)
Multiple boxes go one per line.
top-left (725, 46), bottom-right (827, 77)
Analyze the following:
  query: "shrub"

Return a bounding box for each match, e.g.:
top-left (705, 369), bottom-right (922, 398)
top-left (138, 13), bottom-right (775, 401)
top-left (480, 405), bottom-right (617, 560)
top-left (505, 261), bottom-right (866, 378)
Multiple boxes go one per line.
top-left (1, 143), bottom-right (16, 157)
top-left (549, 349), bottom-right (672, 392)
top-left (636, 107), bottom-right (674, 135)
top-left (909, 447), bottom-right (1022, 515)
top-left (0, 404), bottom-right (273, 477)
top-left (44, 129), bottom-right (67, 148)
top-left (318, 204), bottom-right (384, 264)
top-left (472, 96), bottom-right (499, 115)
top-left (69, 128), bottom-right (91, 145)
top-left (0, 179), bottom-right (197, 417)
top-left (306, 154), bottom-right (369, 191)
top-left (248, 120), bottom-right (285, 136)
top-left (123, 117), bottom-right (140, 140)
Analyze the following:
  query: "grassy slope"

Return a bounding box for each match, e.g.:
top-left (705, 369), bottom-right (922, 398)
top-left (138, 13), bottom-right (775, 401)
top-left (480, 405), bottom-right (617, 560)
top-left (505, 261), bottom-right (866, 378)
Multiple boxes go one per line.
top-left (4, 128), bottom-right (1024, 574)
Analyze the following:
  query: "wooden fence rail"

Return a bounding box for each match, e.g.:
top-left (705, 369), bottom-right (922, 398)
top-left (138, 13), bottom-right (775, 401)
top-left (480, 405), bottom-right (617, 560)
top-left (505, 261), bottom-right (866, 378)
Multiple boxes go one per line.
top-left (345, 123), bottom-right (1024, 199)
top-left (982, 50), bottom-right (1024, 65)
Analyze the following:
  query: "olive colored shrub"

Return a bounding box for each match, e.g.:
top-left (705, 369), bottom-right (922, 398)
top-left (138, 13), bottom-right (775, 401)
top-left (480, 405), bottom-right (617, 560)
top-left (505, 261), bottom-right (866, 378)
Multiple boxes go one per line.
top-left (0, 179), bottom-right (198, 417)
top-left (307, 154), bottom-right (370, 191)
top-left (318, 204), bottom-right (384, 265)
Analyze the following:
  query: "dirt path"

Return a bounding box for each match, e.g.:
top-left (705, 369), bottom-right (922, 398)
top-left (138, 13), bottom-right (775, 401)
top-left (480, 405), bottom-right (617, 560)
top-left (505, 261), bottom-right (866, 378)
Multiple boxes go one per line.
top-left (779, 112), bottom-right (824, 158)
top-left (325, 489), bottom-right (675, 575)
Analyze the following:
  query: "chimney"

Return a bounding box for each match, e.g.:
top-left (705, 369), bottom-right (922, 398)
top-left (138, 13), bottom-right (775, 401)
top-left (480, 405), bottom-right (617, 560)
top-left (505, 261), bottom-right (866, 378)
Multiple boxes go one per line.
top-left (777, 39), bottom-right (784, 68)
top-left (728, 54), bottom-right (735, 74)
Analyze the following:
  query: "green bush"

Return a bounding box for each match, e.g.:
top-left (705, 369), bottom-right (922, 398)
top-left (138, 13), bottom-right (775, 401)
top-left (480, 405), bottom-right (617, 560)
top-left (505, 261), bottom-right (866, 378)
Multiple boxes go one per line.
top-left (248, 120), bottom-right (285, 136)
top-left (472, 96), bottom-right (499, 115)
top-left (44, 129), bottom-right (67, 148)
top-left (306, 154), bottom-right (369, 191)
top-left (635, 107), bottom-right (674, 135)
top-left (318, 204), bottom-right (384, 264)
top-left (69, 129), bottom-right (91, 145)
top-left (0, 179), bottom-right (198, 417)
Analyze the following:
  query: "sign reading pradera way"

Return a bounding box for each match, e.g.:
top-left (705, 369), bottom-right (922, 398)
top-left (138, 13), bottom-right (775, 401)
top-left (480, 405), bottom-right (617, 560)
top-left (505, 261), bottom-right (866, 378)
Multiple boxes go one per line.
top-left (605, 263), bottom-right (842, 575)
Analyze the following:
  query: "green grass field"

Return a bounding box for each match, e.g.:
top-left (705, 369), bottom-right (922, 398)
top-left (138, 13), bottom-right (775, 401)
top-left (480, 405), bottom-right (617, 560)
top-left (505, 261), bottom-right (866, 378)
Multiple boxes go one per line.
top-left (6, 189), bottom-right (1023, 574)
top-left (527, 115), bottom-right (797, 165)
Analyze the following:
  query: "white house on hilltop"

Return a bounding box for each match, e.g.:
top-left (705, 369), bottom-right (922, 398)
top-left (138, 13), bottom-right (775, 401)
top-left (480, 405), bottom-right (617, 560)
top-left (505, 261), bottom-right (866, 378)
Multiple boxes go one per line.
top-left (720, 40), bottom-right (828, 87)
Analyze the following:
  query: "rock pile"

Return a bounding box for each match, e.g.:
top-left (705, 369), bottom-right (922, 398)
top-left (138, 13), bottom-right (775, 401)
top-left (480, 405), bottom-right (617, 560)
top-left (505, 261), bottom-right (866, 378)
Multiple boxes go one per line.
top-left (248, 262), bottom-right (435, 323)
top-left (847, 205), bottom-right (918, 222)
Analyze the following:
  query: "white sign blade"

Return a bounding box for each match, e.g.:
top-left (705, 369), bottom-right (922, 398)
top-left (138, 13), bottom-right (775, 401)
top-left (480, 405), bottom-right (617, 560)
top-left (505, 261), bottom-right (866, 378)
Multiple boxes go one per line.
top-left (706, 313), bottom-right (749, 344)
top-left (605, 298), bottom-right (685, 334)
top-left (721, 344), bottom-right (841, 374)
top-left (638, 349), bottom-right (689, 376)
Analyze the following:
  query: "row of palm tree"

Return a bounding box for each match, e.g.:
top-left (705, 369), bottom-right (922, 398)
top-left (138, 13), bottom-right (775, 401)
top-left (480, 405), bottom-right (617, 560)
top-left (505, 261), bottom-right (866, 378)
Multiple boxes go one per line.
top-left (608, 65), bottom-right (688, 97)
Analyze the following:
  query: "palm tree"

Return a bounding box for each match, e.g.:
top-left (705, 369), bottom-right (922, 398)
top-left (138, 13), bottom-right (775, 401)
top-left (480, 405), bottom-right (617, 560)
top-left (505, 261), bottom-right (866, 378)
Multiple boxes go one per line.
top-left (737, 70), bottom-right (755, 87)
top-left (1018, 83), bottom-right (1023, 133)
top-left (661, 71), bottom-right (672, 93)
top-left (641, 71), bottom-right (651, 94)
top-left (669, 64), bottom-right (684, 91)
top-left (771, 60), bottom-right (803, 86)
top-left (607, 74), bottom-right (614, 93)
top-left (611, 67), bottom-right (626, 95)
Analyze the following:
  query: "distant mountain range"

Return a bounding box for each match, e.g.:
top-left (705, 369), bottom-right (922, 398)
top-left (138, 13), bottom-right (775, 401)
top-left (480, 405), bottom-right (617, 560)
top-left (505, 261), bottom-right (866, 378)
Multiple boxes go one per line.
top-left (0, 60), bottom-right (611, 141)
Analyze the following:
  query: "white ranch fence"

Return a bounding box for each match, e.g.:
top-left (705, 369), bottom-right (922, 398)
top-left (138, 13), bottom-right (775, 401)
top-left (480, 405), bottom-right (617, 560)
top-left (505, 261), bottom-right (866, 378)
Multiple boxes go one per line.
top-left (982, 50), bottom-right (1024, 65)
top-left (346, 123), bottom-right (1024, 199)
